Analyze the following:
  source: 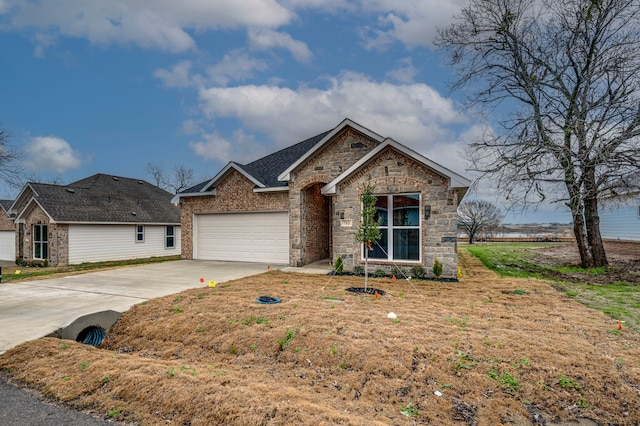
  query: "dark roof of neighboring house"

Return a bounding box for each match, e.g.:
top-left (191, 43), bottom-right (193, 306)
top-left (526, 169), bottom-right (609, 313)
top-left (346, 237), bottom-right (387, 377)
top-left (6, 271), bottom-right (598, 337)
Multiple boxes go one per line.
top-left (23, 174), bottom-right (179, 224)
top-left (0, 199), bottom-right (13, 213)
top-left (183, 130), bottom-right (331, 193)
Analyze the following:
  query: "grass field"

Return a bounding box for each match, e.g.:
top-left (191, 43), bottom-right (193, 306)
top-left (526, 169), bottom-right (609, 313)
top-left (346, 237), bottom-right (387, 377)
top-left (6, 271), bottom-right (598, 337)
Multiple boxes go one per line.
top-left (463, 242), bottom-right (640, 330)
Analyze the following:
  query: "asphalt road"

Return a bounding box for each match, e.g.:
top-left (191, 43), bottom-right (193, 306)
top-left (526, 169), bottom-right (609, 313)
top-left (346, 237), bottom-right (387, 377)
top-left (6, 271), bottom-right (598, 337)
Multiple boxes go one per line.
top-left (0, 375), bottom-right (116, 425)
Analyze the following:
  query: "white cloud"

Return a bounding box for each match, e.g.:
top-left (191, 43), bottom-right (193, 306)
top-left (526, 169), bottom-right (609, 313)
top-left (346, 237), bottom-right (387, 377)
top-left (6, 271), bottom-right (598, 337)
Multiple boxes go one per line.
top-left (359, 0), bottom-right (467, 48)
top-left (386, 57), bottom-right (418, 83)
top-left (154, 60), bottom-right (199, 88)
top-left (155, 52), bottom-right (270, 89)
top-left (248, 29), bottom-right (312, 63)
top-left (7, 0), bottom-right (293, 53)
top-left (195, 72), bottom-right (470, 174)
top-left (189, 131), bottom-right (232, 162)
top-left (206, 51), bottom-right (269, 86)
top-left (188, 128), bottom-right (270, 163)
top-left (31, 32), bottom-right (56, 57)
top-left (24, 136), bottom-right (85, 173)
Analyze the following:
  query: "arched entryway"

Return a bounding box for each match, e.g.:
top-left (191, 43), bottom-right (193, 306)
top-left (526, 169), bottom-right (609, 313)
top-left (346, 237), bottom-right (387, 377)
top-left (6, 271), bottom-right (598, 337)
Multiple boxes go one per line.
top-left (302, 183), bottom-right (331, 265)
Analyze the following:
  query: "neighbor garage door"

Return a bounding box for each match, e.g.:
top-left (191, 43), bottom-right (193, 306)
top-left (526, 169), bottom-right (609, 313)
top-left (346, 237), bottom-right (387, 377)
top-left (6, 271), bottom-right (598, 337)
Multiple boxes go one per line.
top-left (195, 212), bottom-right (289, 263)
top-left (0, 230), bottom-right (15, 261)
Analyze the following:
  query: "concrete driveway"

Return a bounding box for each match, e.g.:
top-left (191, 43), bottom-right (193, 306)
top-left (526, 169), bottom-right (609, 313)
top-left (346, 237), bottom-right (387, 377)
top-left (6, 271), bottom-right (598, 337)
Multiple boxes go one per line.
top-left (0, 260), bottom-right (282, 354)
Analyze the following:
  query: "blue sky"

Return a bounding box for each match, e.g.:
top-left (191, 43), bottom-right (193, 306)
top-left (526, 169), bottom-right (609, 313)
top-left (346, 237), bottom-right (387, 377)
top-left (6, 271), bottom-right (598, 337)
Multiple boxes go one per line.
top-left (0, 0), bottom-right (571, 224)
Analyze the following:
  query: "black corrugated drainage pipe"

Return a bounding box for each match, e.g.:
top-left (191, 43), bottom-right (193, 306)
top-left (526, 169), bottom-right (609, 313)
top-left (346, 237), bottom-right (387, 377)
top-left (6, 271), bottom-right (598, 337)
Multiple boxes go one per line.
top-left (47, 310), bottom-right (122, 347)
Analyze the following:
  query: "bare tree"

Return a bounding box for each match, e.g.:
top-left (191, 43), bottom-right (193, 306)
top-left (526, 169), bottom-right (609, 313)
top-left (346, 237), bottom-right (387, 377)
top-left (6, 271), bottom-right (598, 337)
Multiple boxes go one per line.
top-left (458, 200), bottom-right (503, 244)
top-left (0, 127), bottom-right (24, 193)
top-left (145, 162), bottom-right (166, 188)
top-left (166, 165), bottom-right (194, 195)
top-left (145, 162), bottom-right (195, 194)
top-left (436, 0), bottom-right (640, 268)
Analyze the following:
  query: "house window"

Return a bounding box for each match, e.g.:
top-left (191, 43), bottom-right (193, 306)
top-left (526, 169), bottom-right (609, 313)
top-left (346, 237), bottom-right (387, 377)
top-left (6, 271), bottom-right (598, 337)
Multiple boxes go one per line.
top-left (135, 225), bottom-right (145, 243)
top-left (364, 194), bottom-right (420, 262)
top-left (165, 225), bottom-right (175, 248)
top-left (33, 224), bottom-right (48, 260)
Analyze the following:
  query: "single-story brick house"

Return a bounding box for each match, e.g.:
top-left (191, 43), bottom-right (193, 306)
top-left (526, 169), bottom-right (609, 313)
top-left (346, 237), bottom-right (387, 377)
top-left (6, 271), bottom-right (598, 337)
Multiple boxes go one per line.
top-left (0, 199), bottom-right (15, 261)
top-left (173, 118), bottom-right (470, 278)
top-left (9, 174), bottom-right (181, 266)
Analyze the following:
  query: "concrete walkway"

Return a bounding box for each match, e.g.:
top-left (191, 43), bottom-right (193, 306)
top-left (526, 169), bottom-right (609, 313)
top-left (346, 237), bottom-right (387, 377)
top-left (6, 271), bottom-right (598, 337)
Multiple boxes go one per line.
top-left (0, 260), bottom-right (284, 354)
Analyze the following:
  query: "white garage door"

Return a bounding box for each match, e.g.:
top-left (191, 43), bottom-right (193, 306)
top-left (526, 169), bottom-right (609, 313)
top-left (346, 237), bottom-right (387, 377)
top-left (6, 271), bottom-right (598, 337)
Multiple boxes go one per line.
top-left (195, 212), bottom-right (289, 263)
top-left (0, 230), bottom-right (15, 261)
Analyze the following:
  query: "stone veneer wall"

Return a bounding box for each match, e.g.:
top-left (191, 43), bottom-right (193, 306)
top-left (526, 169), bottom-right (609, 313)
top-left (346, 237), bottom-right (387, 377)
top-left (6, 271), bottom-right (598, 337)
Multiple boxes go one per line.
top-left (288, 128), bottom-right (379, 266)
top-left (332, 147), bottom-right (461, 279)
top-left (179, 169), bottom-right (288, 259)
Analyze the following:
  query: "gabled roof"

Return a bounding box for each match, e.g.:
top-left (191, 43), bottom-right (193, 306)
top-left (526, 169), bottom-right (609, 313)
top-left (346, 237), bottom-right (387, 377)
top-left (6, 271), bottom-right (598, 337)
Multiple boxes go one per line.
top-left (174, 118), bottom-right (470, 203)
top-left (13, 174), bottom-right (179, 224)
top-left (173, 129), bottom-right (330, 203)
top-left (321, 138), bottom-right (471, 196)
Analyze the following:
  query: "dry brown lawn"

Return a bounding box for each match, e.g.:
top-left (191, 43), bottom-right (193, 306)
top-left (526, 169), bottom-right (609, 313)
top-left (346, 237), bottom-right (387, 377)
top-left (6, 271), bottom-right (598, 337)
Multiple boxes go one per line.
top-left (1, 251), bottom-right (639, 425)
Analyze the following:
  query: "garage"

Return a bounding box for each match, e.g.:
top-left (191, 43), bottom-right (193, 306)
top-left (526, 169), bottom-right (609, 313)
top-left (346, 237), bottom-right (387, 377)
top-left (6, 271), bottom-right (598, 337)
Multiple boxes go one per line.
top-left (0, 230), bottom-right (15, 261)
top-left (194, 212), bottom-right (289, 264)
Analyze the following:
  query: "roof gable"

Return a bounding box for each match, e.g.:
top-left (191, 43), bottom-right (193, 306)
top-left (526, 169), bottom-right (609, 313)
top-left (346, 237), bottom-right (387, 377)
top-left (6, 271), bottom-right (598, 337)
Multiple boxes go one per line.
top-left (278, 118), bottom-right (384, 182)
top-left (321, 138), bottom-right (471, 195)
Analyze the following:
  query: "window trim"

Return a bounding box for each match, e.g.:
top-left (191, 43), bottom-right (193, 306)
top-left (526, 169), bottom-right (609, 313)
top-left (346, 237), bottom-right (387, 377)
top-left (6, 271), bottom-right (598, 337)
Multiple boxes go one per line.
top-left (165, 225), bottom-right (175, 249)
top-left (33, 223), bottom-right (48, 260)
top-left (135, 225), bottom-right (145, 243)
top-left (360, 193), bottom-right (421, 263)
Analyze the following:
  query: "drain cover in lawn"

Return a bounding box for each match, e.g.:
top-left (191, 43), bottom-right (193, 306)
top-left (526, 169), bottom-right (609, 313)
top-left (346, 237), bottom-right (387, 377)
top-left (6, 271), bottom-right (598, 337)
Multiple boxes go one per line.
top-left (345, 287), bottom-right (386, 296)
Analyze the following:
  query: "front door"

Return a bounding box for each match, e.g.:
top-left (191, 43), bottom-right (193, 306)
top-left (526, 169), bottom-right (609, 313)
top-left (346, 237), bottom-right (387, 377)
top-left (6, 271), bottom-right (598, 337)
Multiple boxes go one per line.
top-left (33, 224), bottom-right (48, 260)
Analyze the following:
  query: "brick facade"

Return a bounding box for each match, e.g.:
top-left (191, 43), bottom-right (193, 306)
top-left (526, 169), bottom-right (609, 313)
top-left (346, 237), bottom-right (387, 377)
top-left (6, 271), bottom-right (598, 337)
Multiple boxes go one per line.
top-left (179, 124), bottom-right (465, 278)
top-left (0, 209), bottom-right (13, 231)
top-left (16, 203), bottom-right (69, 266)
top-left (332, 147), bottom-right (460, 278)
top-left (179, 169), bottom-right (288, 259)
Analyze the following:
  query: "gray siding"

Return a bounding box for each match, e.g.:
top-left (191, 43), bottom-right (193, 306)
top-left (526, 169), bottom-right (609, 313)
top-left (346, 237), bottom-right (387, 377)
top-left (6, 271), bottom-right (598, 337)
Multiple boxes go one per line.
top-left (599, 197), bottom-right (640, 241)
top-left (68, 224), bottom-right (181, 264)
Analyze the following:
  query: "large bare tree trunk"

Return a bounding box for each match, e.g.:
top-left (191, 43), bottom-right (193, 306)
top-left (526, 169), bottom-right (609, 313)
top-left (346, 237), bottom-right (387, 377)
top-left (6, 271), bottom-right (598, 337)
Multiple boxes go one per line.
top-left (571, 207), bottom-right (592, 269)
top-left (584, 168), bottom-right (608, 267)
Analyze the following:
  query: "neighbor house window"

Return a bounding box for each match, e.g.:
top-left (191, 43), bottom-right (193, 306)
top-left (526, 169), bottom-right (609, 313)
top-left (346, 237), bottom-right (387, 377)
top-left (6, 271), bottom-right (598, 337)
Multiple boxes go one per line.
top-left (165, 225), bottom-right (175, 248)
top-left (136, 225), bottom-right (145, 243)
top-left (33, 223), bottom-right (48, 260)
top-left (364, 194), bottom-right (420, 262)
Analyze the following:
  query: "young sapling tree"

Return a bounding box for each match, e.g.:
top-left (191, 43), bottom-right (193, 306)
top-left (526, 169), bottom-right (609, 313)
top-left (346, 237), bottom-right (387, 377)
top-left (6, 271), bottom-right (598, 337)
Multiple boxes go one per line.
top-left (355, 183), bottom-right (382, 289)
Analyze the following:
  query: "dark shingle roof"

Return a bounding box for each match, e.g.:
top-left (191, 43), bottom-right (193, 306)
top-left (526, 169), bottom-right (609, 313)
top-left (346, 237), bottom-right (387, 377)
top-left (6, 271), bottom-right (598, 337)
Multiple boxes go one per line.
top-left (27, 174), bottom-right (179, 224)
top-left (240, 130), bottom-right (331, 187)
top-left (0, 199), bottom-right (13, 213)
top-left (183, 130), bottom-right (331, 193)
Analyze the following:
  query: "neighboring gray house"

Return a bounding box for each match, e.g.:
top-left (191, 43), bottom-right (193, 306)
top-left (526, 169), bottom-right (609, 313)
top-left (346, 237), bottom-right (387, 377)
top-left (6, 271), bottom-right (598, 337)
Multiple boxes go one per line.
top-left (10, 174), bottom-right (181, 266)
top-left (173, 118), bottom-right (470, 279)
top-left (0, 199), bottom-right (15, 261)
top-left (599, 194), bottom-right (640, 242)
